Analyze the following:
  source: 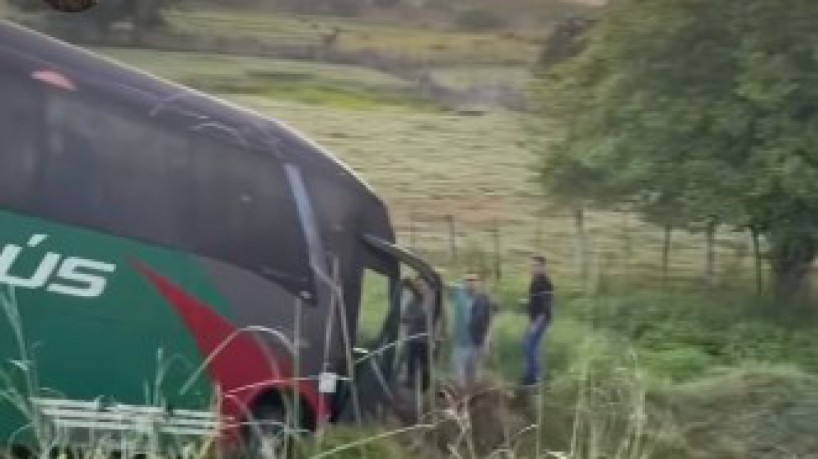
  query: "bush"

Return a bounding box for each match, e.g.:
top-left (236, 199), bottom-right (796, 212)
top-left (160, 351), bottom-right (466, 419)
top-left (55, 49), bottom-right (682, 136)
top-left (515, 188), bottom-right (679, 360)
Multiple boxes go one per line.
top-left (454, 9), bottom-right (507, 31)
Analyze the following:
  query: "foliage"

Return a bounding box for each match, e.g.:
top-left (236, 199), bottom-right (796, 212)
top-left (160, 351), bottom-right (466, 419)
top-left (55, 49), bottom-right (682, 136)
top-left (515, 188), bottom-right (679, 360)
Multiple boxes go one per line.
top-left (534, 0), bottom-right (818, 294)
top-left (567, 291), bottom-right (818, 378)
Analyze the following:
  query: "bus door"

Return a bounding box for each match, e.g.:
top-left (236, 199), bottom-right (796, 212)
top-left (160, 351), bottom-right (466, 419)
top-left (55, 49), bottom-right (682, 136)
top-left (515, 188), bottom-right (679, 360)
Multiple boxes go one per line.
top-left (332, 236), bottom-right (441, 423)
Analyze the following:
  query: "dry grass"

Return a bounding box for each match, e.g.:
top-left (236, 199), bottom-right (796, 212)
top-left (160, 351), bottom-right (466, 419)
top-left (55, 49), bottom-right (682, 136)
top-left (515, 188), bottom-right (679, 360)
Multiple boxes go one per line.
top-left (164, 9), bottom-right (543, 66)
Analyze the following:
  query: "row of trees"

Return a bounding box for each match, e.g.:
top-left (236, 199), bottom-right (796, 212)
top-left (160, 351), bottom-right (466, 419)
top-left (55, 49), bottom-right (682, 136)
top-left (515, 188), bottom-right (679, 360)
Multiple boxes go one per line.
top-left (536, 0), bottom-right (818, 294)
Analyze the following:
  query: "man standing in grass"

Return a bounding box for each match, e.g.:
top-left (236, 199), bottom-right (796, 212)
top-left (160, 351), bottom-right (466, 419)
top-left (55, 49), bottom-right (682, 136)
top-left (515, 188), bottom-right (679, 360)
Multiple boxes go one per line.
top-left (451, 273), bottom-right (493, 390)
top-left (521, 256), bottom-right (554, 387)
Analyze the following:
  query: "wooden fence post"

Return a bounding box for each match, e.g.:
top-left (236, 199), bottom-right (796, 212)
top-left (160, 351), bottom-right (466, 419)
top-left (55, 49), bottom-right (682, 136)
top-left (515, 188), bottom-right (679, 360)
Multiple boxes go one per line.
top-left (575, 207), bottom-right (589, 289)
top-left (493, 219), bottom-right (502, 281)
top-left (622, 211), bottom-right (632, 256)
top-left (409, 207), bottom-right (417, 251)
top-left (446, 214), bottom-right (457, 263)
top-left (662, 224), bottom-right (672, 289)
top-left (705, 219), bottom-right (717, 288)
top-left (750, 225), bottom-right (763, 294)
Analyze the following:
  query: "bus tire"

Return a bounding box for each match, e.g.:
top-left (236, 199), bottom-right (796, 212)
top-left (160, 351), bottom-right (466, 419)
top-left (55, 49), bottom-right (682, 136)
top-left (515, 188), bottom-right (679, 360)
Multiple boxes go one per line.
top-left (245, 402), bottom-right (296, 459)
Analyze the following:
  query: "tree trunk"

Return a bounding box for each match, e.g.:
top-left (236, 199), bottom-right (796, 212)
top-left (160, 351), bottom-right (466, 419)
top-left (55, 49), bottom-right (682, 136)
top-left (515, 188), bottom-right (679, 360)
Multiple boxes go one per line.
top-left (574, 207), bottom-right (588, 288)
top-left (750, 225), bottom-right (762, 294)
top-left (705, 220), bottom-right (717, 288)
top-left (662, 224), bottom-right (672, 289)
top-left (769, 230), bottom-right (816, 297)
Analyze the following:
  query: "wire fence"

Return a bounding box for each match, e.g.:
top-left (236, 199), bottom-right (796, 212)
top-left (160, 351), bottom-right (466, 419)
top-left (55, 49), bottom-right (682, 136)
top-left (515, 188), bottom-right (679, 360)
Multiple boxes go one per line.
top-left (392, 208), bottom-right (766, 293)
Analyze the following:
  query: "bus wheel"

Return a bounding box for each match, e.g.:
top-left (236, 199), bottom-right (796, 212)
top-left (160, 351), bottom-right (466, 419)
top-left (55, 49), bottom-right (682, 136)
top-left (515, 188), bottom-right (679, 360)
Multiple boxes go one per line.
top-left (245, 403), bottom-right (295, 459)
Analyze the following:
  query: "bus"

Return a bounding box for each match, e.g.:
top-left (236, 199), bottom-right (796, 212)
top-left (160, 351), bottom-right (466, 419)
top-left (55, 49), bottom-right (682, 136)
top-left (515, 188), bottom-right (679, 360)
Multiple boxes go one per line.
top-left (0, 20), bottom-right (439, 456)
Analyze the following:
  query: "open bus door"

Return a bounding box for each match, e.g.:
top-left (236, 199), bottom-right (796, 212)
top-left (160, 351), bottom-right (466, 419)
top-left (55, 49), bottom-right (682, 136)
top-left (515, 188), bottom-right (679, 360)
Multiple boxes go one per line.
top-left (332, 235), bottom-right (442, 423)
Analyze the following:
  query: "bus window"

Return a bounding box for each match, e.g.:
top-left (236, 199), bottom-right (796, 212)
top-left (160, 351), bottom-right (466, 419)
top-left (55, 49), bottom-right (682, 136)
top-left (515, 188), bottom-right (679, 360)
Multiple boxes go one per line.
top-left (0, 70), bottom-right (42, 210)
top-left (357, 269), bottom-right (391, 347)
top-left (185, 136), bottom-right (309, 289)
top-left (37, 91), bottom-right (188, 243)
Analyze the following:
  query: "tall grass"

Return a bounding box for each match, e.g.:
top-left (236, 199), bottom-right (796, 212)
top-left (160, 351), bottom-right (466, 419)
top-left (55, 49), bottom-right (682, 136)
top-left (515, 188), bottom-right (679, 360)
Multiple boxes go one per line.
top-left (2, 277), bottom-right (818, 458)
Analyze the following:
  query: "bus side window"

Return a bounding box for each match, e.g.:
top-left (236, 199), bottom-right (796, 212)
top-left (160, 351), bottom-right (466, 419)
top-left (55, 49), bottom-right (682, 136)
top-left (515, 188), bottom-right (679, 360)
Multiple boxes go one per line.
top-left (185, 136), bottom-right (308, 287)
top-left (0, 70), bottom-right (43, 210)
top-left (37, 91), bottom-right (188, 243)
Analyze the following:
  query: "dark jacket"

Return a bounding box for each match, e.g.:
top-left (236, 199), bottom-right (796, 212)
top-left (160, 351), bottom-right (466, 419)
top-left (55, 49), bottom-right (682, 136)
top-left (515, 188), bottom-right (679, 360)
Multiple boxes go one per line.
top-left (401, 281), bottom-right (427, 339)
top-left (469, 293), bottom-right (493, 347)
top-left (528, 273), bottom-right (554, 325)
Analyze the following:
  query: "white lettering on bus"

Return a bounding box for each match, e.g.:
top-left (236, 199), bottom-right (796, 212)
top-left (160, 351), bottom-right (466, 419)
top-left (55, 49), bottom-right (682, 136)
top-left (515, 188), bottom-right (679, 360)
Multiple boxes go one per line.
top-left (0, 234), bottom-right (116, 298)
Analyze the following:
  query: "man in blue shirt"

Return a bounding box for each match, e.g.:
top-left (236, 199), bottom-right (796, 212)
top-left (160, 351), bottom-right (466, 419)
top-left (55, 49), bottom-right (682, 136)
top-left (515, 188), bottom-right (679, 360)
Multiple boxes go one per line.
top-left (451, 273), bottom-right (493, 390)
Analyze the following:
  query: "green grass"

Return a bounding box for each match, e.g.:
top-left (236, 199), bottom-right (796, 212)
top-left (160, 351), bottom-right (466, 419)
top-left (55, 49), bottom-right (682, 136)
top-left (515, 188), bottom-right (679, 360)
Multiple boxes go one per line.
top-left (346, 269), bottom-right (818, 457)
top-left (430, 66), bottom-right (535, 91)
top-left (483, 288), bottom-right (818, 457)
top-left (93, 48), bottom-right (436, 111)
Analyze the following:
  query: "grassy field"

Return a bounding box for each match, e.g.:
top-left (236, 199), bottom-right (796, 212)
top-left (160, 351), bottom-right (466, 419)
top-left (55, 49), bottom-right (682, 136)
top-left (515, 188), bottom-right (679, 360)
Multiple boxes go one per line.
top-left (93, 45), bottom-right (760, 289)
top-left (5, 4), bottom-right (815, 458)
top-left (164, 8), bottom-right (544, 66)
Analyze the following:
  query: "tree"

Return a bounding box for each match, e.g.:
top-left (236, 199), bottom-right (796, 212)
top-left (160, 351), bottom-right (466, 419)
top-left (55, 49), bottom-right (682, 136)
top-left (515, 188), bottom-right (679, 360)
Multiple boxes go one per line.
top-left (534, 0), bottom-right (818, 295)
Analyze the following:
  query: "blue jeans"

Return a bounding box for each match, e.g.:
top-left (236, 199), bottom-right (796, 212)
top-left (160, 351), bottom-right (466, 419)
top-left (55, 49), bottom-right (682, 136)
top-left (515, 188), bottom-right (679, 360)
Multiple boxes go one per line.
top-left (453, 345), bottom-right (480, 389)
top-left (522, 317), bottom-right (547, 386)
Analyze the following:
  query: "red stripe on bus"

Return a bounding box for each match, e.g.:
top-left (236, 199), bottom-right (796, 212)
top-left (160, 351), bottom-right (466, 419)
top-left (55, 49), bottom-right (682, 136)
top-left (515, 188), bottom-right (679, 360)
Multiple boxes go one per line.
top-left (134, 263), bottom-right (324, 439)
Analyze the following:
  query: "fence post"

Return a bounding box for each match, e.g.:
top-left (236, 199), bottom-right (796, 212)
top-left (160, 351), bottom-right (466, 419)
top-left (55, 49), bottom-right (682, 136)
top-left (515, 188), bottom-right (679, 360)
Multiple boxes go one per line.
top-left (622, 211), bottom-right (632, 256)
top-left (705, 219), bottom-right (717, 289)
top-left (750, 225), bottom-right (763, 294)
top-left (662, 224), bottom-right (672, 289)
top-left (494, 219), bottom-right (502, 281)
top-left (410, 207), bottom-right (417, 251)
top-left (446, 214), bottom-right (458, 263)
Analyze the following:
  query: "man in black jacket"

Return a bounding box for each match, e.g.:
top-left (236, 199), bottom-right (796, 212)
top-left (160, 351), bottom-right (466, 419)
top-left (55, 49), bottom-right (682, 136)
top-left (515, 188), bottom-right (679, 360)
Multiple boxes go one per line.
top-left (403, 275), bottom-right (439, 391)
top-left (521, 256), bottom-right (554, 387)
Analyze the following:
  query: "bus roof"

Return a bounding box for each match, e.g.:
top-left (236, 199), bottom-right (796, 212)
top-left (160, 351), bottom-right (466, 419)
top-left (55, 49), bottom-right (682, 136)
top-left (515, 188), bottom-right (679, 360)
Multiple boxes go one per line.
top-left (0, 20), bottom-right (378, 198)
top-left (0, 20), bottom-right (399, 301)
